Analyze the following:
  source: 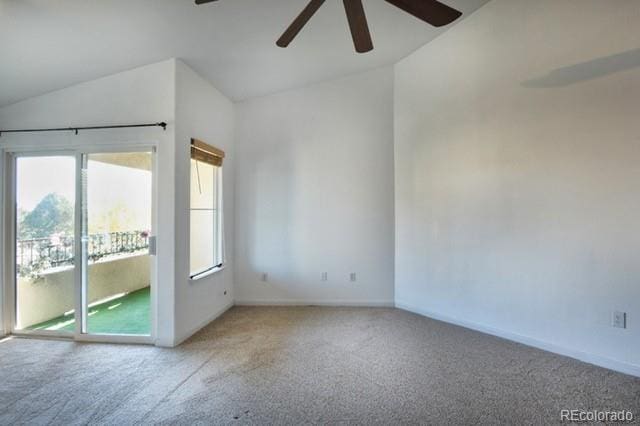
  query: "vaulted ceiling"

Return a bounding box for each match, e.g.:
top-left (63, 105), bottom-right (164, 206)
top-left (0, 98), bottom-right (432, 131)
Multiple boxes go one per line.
top-left (0, 0), bottom-right (490, 107)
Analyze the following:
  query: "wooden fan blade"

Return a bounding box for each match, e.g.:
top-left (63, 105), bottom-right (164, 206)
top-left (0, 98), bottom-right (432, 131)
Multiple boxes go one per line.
top-left (343, 0), bottom-right (373, 53)
top-left (277, 0), bottom-right (326, 48)
top-left (195, 0), bottom-right (218, 4)
top-left (385, 0), bottom-right (462, 27)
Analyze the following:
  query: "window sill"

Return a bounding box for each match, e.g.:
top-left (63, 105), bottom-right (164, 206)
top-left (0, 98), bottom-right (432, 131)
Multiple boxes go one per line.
top-left (190, 264), bottom-right (225, 282)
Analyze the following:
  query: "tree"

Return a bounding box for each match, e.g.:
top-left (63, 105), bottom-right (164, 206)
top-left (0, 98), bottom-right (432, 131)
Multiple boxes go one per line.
top-left (19, 193), bottom-right (73, 239)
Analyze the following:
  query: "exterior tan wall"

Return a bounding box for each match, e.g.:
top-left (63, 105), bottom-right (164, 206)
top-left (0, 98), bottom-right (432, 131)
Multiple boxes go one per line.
top-left (17, 254), bottom-right (150, 328)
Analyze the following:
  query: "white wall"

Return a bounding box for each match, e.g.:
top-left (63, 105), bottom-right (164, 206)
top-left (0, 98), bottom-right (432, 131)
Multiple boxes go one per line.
top-left (234, 67), bottom-right (395, 306)
top-left (394, 0), bottom-right (640, 375)
top-left (174, 60), bottom-right (235, 345)
top-left (0, 60), bottom-right (177, 345)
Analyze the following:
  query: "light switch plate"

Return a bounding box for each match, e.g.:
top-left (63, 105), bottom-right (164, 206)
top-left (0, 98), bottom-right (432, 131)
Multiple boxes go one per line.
top-left (612, 311), bottom-right (626, 329)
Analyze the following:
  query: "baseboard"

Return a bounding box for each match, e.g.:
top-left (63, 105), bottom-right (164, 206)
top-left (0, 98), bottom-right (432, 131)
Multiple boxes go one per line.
top-left (395, 301), bottom-right (640, 378)
top-left (172, 300), bottom-right (234, 347)
top-left (235, 299), bottom-right (395, 308)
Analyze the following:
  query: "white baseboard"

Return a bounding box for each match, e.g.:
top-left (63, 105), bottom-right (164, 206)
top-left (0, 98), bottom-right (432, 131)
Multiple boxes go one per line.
top-left (395, 301), bottom-right (640, 378)
top-left (171, 301), bottom-right (234, 347)
top-left (235, 299), bottom-right (395, 308)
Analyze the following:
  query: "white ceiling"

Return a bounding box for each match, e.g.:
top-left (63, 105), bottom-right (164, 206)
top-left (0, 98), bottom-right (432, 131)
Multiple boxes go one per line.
top-left (0, 0), bottom-right (490, 107)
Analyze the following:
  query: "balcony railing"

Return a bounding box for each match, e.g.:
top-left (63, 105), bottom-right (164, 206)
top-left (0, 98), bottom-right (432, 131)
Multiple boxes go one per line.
top-left (17, 231), bottom-right (149, 277)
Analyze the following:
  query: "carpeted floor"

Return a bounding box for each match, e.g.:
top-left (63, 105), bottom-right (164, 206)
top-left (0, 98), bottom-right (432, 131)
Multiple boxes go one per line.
top-left (1, 306), bottom-right (638, 425)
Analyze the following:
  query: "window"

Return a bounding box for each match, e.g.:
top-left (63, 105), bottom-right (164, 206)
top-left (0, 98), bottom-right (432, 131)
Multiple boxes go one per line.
top-left (190, 139), bottom-right (224, 279)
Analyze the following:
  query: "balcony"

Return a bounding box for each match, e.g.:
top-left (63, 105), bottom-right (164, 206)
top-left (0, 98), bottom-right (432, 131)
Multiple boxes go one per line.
top-left (17, 231), bottom-right (151, 334)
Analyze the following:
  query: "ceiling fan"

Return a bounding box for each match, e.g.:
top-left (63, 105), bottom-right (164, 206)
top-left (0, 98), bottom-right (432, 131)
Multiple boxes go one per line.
top-left (195, 0), bottom-right (462, 53)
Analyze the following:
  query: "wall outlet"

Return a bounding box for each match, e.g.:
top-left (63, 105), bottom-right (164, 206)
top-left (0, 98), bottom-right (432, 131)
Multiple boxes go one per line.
top-left (321, 272), bottom-right (328, 281)
top-left (261, 273), bottom-right (268, 282)
top-left (350, 272), bottom-right (356, 282)
top-left (612, 311), bottom-right (627, 329)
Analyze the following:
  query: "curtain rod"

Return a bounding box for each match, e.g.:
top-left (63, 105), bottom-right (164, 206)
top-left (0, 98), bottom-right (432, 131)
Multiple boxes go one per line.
top-left (0, 122), bottom-right (167, 137)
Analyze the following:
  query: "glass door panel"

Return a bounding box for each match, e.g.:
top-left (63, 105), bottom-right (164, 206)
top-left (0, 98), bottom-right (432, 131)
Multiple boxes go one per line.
top-left (15, 156), bottom-right (76, 334)
top-left (82, 152), bottom-right (153, 335)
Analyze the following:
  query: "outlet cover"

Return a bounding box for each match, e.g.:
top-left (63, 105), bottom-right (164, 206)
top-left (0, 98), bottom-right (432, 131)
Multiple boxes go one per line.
top-left (612, 311), bottom-right (627, 329)
top-left (321, 272), bottom-right (328, 281)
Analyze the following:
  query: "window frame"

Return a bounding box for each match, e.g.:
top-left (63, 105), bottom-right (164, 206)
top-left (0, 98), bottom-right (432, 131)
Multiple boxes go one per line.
top-left (189, 139), bottom-right (224, 280)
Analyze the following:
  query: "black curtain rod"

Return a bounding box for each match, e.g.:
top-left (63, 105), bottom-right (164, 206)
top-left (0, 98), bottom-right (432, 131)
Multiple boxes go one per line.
top-left (0, 122), bottom-right (167, 137)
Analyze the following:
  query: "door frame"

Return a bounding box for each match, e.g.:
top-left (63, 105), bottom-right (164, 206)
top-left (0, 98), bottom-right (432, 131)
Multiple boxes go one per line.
top-left (2, 145), bottom-right (157, 345)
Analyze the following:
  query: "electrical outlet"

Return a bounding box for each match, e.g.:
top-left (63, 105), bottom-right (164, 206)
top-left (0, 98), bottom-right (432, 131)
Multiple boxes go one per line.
top-left (612, 311), bottom-right (626, 329)
top-left (350, 272), bottom-right (356, 282)
top-left (261, 273), bottom-right (268, 282)
top-left (321, 272), bottom-right (328, 281)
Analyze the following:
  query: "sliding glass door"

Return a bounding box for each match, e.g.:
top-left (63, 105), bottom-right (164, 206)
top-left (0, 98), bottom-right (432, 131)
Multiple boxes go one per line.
top-left (11, 149), bottom-right (155, 342)
top-left (14, 155), bottom-right (77, 335)
top-left (81, 152), bottom-right (153, 336)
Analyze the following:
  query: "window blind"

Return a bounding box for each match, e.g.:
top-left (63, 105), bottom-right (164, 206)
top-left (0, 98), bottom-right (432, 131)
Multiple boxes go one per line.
top-left (190, 138), bottom-right (225, 167)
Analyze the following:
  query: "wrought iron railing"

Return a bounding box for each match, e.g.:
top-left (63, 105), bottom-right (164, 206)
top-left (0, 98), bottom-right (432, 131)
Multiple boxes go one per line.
top-left (17, 231), bottom-right (149, 277)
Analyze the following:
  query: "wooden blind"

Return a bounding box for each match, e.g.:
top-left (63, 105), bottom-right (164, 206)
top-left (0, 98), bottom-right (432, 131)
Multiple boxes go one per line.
top-left (191, 138), bottom-right (225, 167)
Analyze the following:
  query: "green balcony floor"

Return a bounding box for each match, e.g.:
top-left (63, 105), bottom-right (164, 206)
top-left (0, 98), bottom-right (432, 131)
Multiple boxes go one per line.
top-left (27, 286), bottom-right (150, 335)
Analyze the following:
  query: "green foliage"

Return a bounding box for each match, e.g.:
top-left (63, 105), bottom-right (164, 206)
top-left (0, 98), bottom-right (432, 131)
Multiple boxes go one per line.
top-left (17, 193), bottom-right (148, 279)
top-left (19, 193), bottom-right (73, 239)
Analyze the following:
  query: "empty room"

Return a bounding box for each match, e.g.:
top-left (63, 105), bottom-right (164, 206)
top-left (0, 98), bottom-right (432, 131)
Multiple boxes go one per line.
top-left (0, 0), bottom-right (639, 424)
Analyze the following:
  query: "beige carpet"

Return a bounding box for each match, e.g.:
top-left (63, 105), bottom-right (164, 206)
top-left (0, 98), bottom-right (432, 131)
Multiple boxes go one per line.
top-left (0, 306), bottom-right (638, 425)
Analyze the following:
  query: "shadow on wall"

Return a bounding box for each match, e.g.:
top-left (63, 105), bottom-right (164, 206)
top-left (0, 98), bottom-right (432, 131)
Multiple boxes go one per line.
top-left (522, 48), bottom-right (640, 88)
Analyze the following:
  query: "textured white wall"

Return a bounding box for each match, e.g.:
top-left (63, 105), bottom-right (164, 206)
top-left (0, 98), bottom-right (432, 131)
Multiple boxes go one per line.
top-left (234, 67), bottom-right (395, 306)
top-left (0, 60), bottom-right (176, 345)
top-left (174, 60), bottom-right (235, 345)
top-left (394, 0), bottom-right (640, 374)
